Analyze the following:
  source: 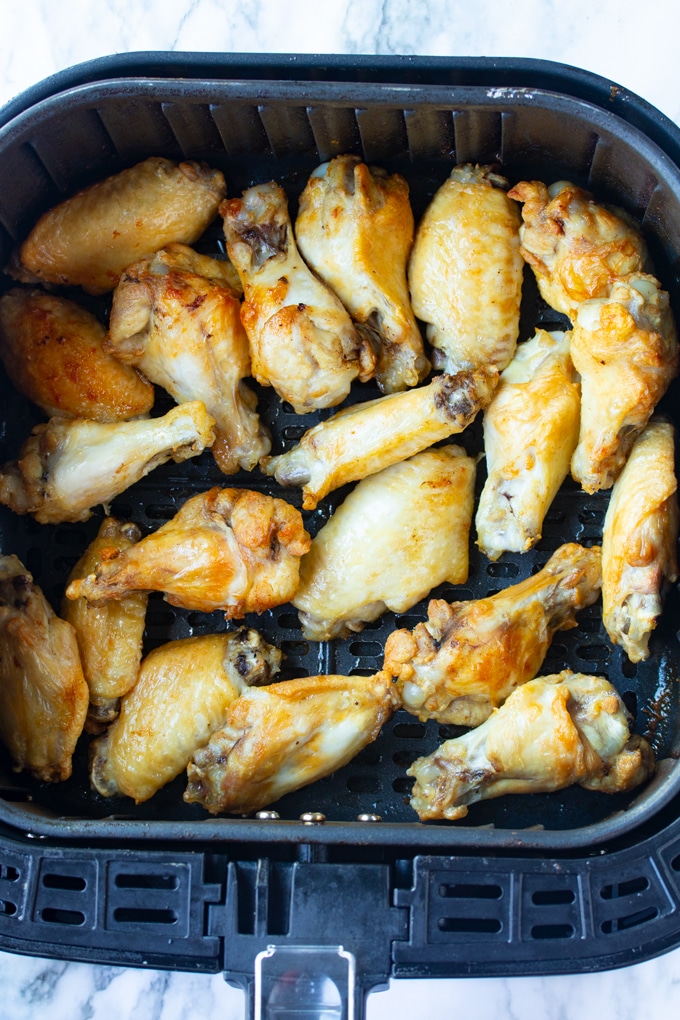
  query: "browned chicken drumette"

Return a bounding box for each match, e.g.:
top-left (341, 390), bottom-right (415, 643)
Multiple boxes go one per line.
top-left (0, 288), bottom-right (154, 421)
top-left (383, 542), bottom-right (602, 726)
top-left (295, 154), bottom-right (429, 393)
top-left (107, 243), bottom-right (270, 474)
top-left (64, 487), bottom-right (311, 616)
top-left (7, 157), bottom-right (226, 295)
top-left (184, 671), bottom-right (400, 815)
top-left (408, 671), bottom-right (655, 821)
top-left (0, 554), bottom-right (88, 781)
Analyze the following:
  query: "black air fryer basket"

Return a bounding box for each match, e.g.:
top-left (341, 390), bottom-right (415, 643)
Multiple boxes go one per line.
top-left (1, 53), bottom-right (680, 1018)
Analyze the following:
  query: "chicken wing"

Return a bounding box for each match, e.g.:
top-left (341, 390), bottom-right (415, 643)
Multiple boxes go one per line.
top-left (107, 243), bottom-right (270, 473)
top-left (407, 164), bottom-right (523, 373)
top-left (507, 179), bottom-right (650, 318)
top-left (63, 518), bottom-right (148, 732)
top-left (602, 419), bottom-right (679, 662)
top-left (8, 157), bottom-right (226, 295)
top-left (295, 154), bottom-right (429, 393)
top-left (221, 181), bottom-right (375, 412)
top-left (407, 671), bottom-right (655, 821)
top-left (476, 329), bottom-right (581, 560)
top-left (65, 486), bottom-right (311, 616)
top-left (184, 671), bottom-right (400, 815)
top-left (0, 288), bottom-right (153, 421)
top-left (293, 445), bottom-right (475, 640)
top-left (0, 400), bottom-right (215, 524)
top-left (0, 554), bottom-right (88, 781)
top-left (383, 542), bottom-right (602, 726)
top-left (570, 274), bottom-right (678, 492)
top-left (90, 628), bottom-right (281, 803)
top-left (262, 367), bottom-right (497, 510)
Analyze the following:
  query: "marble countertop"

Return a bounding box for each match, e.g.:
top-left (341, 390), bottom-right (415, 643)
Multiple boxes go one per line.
top-left (2, 1), bottom-right (680, 1017)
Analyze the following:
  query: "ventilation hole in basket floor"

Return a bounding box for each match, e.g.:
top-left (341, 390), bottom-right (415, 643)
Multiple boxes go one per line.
top-left (393, 722), bottom-right (426, 739)
top-left (531, 888), bottom-right (576, 906)
top-left (601, 906), bottom-right (658, 934)
top-left (40, 907), bottom-right (86, 926)
top-left (621, 657), bottom-right (638, 680)
top-left (277, 613), bottom-right (302, 631)
top-left (392, 749), bottom-right (416, 767)
top-left (0, 900), bottom-right (16, 916)
top-left (438, 883), bottom-right (502, 900)
top-left (346, 774), bottom-right (380, 794)
top-left (349, 640), bottom-right (382, 657)
top-left (621, 690), bottom-right (638, 719)
top-left (41, 873), bottom-right (86, 892)
top-left (576, 644), bottom-right (610, 662)
top-left (113, 907), bottom-right (178, 925)
top-left (392, 777), bottom-right (413, 795)
top-left (531, 923), bottom-right (575, 940)
top-left (437, 916), bottom-right (502, 934)
top-left (114, 873), bottom-right (179, 890)
top-left (281, 640), bottom-right (310, 656)
top-left (145, 504), bottom-right (177, 520)
top-left (349, 667), bottom-right (375, 677)
top-left (486, 561), bottom-right (519, 578)
top-left (282, 425), bottom-right (306, 440)
top-left (599, 875), bottom-right (649, 900)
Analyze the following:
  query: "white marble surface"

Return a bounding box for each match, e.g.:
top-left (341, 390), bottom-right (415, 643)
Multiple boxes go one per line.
top-left (2, 0), bottom-right (680, 1017)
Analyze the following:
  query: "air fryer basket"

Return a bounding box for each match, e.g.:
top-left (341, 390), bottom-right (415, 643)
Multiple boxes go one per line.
top-left (1, 54), bottom-right (680, 1011)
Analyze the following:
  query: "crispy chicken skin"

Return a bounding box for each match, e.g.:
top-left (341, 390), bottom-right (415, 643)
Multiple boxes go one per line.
top-left (295, 155), bottom-right (429, 393)
top-left (293, 446), bottom-right (475, 640)
top-left (0, 288), bottom-right (154, 421)
top-left (407, 164), bottom-right (523, 374)
top-left (222, 181), bottom-right (375, 412)
top-left (508, 179), bottom-right (650, 318)
top-left (262, 366), bottom-right (497, 510)
top-left (570, 274), bottom-right (678, 492)
top-left (90, 629), bottom-right (282, 803)
top-left (0, 400), bottom-right (215, 524)
top-left (107, 243), bottom-right (270, 474)
top-left (65, 487), bottom-right (311, 616)
top-left (408, 671), bottom-right (655, 821)
top-left (62, 518), bottom-right (148, 732)
top-left (602, 420), bottom-right (679, 662)
top-left (8, 157), bottom-right (226, 295)
top-left (0, 554), bottom-right (88, 781)
top-left (184, 671), bottom-right (400, 815)
top-left (476, 330), bottom-right (581, 560)
top-left (383, 542), bottom-right (602, 726)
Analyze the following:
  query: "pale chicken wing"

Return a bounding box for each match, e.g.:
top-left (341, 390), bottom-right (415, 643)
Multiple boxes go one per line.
top-left (293, 445), bottom-right (475, 640)
top-left (222, 182), bottom-right (375, 412)
top-left (295, 154), bottom-right (429, 392)
top-left (8, 157), bottom-right (226, 295)
top-left (570, 274), bottom-right (678, 492)
top-left (602, 419), bottom-right (679, 662)
top-left (90, 629), bottom-right (281, 803)
top-left (476, 330), bottom-right (581, 560)
top-left (0, 554), bottom-right (88, 781)
top-left (407, 164), bottom-right (523, 373)
top-left (383, 542), bottom-right (602, 726)
top-left (408, 671), bottom-right (655, 821)
top-left (0, 288), bottom-right (153, 421)
top-left (0, 400), bottom-right (215, 524)
top-left (262, 367), bottom-right (497, 509)
top-left (107, 243), bottom-right (270, 473)
top-left (65, 487), bottom-right (311, 616)
top-left (507, 179), bottom-right (650, 318)
top-left (63, 517), bottom-right (148, 732)
top-left (184, 671), bottom-right (400, 815)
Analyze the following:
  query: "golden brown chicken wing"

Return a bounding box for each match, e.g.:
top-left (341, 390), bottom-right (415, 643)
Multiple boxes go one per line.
top-left (0, 288), bottom-right (154, 421)
top-left (65, 486), bottom-right (311, 616)
top-left (63, 518), bottom-right (148, 732)
top-left (602, 419), bottom-right (679, 662)
top-left (184, 671), bottom-right (400, 814)
top-left (262, 367), bottom-right (497, 510)
top-left (90, 628), bottom-right (282, 803)
top-left (408, 671), bottom-right (655, 821)
top-left (476, 330), bottom-right (581, 560)
top-left (570, 274), bottom-right (678, 492)
top-left (293, 445), bottom-right (475, 640)
top-left (107, 243), bottom-right (270, 473)
top-left (0, 554), bottom-right (88, 781)
top-left (222, 181), bottom-right (375, 412)
top-left (407, 164), bottom-right (523, 373)
top-left (507, 179), bottom-right (650, 318)
top-left (0, 400), bottom-right (215, 524)
top-left (383, 542), bottom-right (602, 726)
top-left (295, 154), bottom-right (429, 393)
top-left (8, 157), bottom-right (226, 295)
